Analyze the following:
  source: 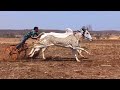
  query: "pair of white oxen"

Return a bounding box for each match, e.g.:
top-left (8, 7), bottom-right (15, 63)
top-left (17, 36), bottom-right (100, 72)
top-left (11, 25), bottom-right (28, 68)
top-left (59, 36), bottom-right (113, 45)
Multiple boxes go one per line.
top-left (28, 28), bottom-right (92, 62)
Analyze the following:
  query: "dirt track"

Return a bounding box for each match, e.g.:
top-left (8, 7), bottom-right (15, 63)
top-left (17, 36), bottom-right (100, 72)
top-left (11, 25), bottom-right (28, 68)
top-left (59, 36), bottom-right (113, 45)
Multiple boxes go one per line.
top-left (0, 38), bottom-right (120, 79)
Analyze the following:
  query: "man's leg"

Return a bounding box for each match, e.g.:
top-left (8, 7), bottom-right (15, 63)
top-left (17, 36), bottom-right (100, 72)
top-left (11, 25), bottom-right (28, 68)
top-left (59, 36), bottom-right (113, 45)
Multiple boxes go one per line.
top-left (16, 37), bottom-right (28, 49)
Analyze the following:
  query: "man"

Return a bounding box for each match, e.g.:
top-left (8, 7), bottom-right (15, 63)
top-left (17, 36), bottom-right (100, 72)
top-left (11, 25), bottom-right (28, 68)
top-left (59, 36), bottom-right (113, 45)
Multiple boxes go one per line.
top-left (16, 26), bottom-right (39, 49)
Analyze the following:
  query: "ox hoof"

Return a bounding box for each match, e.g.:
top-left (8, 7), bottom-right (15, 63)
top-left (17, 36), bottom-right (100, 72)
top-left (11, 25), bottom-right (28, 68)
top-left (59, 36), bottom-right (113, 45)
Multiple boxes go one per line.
top-left (81, 56), bottom-right (85, 58)
top-left (87, 52), bottom-right (91, 55)
top-left (76, 60), bottom-right (80, 62)
top-left (43, 58), bottom-right (46, 60)
top-left (28, 53), bottom-right (31, 55)
top-left (28, 54), bottom-right (32, 57)
top-left (28, 55), bottom-right (32, 58)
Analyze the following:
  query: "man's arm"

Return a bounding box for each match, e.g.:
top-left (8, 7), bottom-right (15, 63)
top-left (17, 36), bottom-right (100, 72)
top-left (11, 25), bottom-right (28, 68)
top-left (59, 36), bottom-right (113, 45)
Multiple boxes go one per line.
top-left (36, 33), bottom-right (38, 36)
top-left (30, 31), bottom-right (39, 39)
top-left (31, 36), bottom-right (38, 39)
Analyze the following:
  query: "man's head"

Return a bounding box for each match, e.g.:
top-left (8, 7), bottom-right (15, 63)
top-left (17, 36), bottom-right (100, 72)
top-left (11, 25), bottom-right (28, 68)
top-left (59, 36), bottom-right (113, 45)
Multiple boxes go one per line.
top-left (34, 27), bottom-right (39, 32)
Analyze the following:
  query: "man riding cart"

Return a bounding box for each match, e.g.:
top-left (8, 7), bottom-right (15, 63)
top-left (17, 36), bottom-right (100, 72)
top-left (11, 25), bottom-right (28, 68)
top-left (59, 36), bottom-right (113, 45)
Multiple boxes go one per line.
top-left (16, 26), bottom-right (39, 50)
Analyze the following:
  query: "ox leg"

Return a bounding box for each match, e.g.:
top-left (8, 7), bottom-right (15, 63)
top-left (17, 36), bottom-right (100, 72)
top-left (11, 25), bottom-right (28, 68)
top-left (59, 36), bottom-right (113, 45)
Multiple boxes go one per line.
top-left (72, 49), bottom-right (80, 62)
top-left (77, 50), bottom-right (85, 58)
top-left (41, 47), bottom-right (47, 60)
top-left (29, 47), bottom-right (40, 57)
top-left (28, 47), bottom-right (35, 56)
top-left (29, 45), bottom-right (45, 58)
top-left (78, 48), bottom-right (90, 55)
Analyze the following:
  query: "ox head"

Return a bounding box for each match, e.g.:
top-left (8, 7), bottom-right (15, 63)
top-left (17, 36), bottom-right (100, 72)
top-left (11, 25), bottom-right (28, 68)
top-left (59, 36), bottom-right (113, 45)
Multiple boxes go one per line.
top-left (79, 26), bottom-right (92, 41)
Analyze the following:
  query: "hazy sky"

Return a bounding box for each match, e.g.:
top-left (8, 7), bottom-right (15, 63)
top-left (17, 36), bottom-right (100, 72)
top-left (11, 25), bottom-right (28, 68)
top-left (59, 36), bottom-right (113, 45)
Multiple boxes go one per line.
top-left (0, 11), bottom-right (120, 31)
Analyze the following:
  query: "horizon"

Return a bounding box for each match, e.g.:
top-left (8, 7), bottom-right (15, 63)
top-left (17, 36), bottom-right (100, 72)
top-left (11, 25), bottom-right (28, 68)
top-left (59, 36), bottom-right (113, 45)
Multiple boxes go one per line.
top-left (0, 29), bottom-right (120, 32)
top-left (0, 11), bottom-right (120, 31)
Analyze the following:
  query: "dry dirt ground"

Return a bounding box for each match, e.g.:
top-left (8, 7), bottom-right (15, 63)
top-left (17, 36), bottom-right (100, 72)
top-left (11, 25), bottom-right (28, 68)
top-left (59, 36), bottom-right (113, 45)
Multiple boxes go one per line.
top-left (0, 38), bottom-right (120, 79)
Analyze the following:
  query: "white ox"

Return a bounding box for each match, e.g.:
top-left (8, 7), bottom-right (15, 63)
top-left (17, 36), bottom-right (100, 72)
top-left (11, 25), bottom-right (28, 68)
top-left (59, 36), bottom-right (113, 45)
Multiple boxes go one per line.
top-left (28, 27), bottom-right (92, 62)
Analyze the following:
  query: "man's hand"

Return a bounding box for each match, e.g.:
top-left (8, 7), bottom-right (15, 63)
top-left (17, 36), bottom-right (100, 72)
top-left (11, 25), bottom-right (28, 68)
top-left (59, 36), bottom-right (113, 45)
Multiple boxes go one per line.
top-left (31, 36), bottom-right (38, 40)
